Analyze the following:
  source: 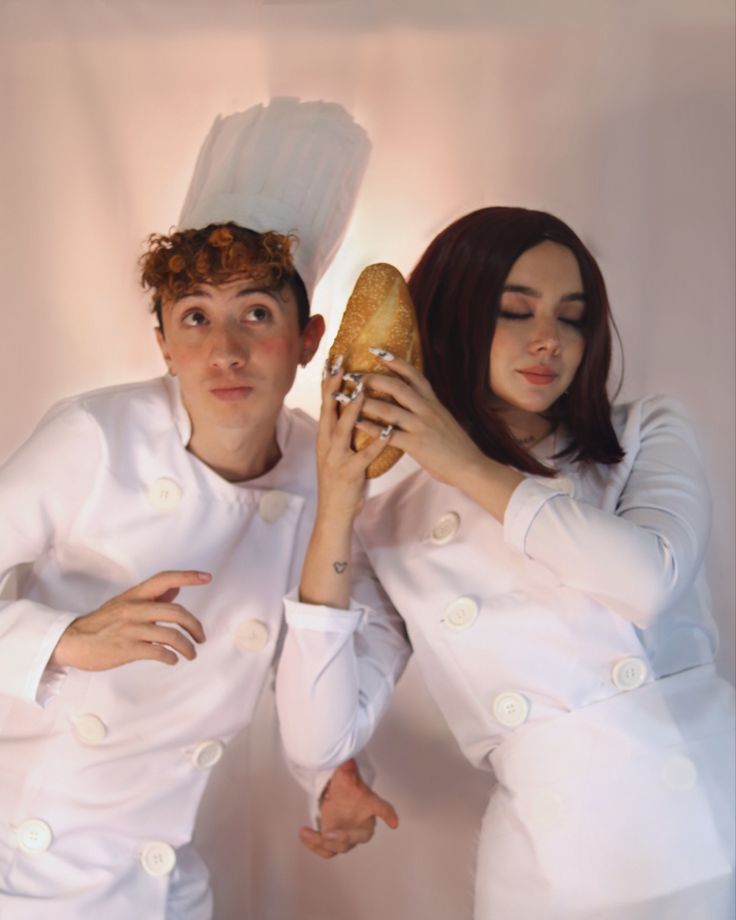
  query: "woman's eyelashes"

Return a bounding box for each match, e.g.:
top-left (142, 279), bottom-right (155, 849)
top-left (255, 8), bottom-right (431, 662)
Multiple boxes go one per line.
top-left (498, 309), bottom-right (532, 321)
top-left (497, 308), bottom-right (584, 329)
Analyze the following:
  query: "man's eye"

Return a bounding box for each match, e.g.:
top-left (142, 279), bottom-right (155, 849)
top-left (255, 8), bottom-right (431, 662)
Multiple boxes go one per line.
top-left (246, 306), bottom-right (271, 322)
top-left (182, 310), bottom-right (207, 326)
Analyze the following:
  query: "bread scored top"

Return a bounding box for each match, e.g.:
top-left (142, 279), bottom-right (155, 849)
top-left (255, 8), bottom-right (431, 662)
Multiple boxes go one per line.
top-left (329, 263), bottom-right (423, 478)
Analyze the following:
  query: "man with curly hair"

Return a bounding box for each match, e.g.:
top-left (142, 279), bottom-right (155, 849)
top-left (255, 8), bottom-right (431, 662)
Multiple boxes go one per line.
top-left (0, 101), bottom-right (395, 918)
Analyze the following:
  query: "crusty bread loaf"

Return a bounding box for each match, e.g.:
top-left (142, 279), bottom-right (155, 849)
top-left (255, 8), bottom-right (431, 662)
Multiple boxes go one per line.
top-left (329, 263), bottom-right (423, 478)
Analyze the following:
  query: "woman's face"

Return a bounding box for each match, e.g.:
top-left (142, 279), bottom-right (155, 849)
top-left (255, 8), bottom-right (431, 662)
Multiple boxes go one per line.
top-left (489, 241), bottom-right (586, 419)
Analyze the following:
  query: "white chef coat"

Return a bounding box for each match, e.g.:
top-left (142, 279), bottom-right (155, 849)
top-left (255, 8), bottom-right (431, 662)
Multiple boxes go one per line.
top-left (277, 395), bottom-right (735, 919)
top-left (0, 375), bottom-right (319, 919)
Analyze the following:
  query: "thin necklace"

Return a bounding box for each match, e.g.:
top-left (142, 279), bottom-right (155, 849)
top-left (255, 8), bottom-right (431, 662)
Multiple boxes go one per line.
top-left (515, 423), bottom-right (554, 450)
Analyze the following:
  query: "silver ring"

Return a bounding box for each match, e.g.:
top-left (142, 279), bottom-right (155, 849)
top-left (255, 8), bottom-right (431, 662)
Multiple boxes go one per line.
top-left (379, 424), bottom-right (394, 441)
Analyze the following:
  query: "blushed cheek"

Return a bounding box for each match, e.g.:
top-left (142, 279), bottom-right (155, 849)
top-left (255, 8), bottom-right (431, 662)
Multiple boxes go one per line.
top-left (256, 336), bottom-right (302, 378)
top-left (258, 337), bottom-right (291, 357)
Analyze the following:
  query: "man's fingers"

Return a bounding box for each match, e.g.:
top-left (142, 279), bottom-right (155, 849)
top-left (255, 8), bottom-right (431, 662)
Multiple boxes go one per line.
top-left (132, 641), bottom-right (179, 666)
top-left (299, 827), bottom-right (337, 859)
top-left (373, 796), bottom-right (400, 830)
top-left (136, 624), bottom-right (197, 661)
top-left (125, 570), bottom-right (212, 602)
top-left (330, 823), bottom-right (374, 847)
top-left (155, 587), bottom-right (180, 604)
top-left (132, 603), bottom-right (206, 644)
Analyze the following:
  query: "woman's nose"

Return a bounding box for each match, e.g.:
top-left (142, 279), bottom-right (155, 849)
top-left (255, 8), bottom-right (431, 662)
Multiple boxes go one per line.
top-left (529, 317), bottom-right (561, 355)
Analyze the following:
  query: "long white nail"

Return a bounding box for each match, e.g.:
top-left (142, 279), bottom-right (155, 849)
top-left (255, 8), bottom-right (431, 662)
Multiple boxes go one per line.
top-left (321, 360), bottom-right (329, 382)
top-left (368, 347), bottom-right (394, 361)
top-left (349, 381), bottom-right (365, 401)
top-left (331, 391), bottom-right (352, 405)
top-left (343, 372), bottom-right (363, 382)
top-left (329, 354), bottom-right (344, 376)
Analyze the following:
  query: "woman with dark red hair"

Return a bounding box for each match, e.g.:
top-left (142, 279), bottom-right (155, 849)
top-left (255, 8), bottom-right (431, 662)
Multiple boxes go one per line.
top-left (277, 207), bottom-right (735, 919)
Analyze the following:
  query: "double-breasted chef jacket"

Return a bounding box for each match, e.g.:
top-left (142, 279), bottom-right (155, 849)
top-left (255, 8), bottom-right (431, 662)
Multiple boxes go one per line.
top-left (278, 395), bottom-right (735, 920)
top-left (0, 375), bottom-right (319, 918)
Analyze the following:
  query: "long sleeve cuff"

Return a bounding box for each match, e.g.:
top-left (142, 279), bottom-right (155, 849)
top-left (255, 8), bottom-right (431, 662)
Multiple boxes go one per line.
top-left (284, 590), bottom-right (364, 634)
top-left (0, 600), bottom-right (77, 705)
top-left (503, 476), bottom-right (573, 554)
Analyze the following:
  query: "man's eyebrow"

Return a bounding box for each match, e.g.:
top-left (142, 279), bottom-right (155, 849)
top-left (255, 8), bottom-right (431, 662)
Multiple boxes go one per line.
top-left (172, 286), bottom-right (284, 304)
top-left (235, 287), bottom-right (282, 301)
top-left (502, 284), bottom-right (586, 303)
top-left (174, 287), bottom-right (212, 302)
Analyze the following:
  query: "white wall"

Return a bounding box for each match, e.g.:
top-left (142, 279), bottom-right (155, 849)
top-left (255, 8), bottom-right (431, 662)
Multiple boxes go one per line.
top-left (1, 2), bottom-right (733, 918)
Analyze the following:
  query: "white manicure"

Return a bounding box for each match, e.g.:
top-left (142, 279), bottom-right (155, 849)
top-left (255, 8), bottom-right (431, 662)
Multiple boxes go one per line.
top-left (368, 347), bottom-right (395, 361)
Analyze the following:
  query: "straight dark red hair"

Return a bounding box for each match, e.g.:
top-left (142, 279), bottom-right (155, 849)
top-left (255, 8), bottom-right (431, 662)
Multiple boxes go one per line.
top-left (408, 207), bottom-right (624, 476)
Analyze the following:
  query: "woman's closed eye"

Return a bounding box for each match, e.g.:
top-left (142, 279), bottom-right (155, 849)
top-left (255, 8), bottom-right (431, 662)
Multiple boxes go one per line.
top-left (498, 308), bottom-right (584, 329)
top-left (498, 309), bottom-right (532, 321)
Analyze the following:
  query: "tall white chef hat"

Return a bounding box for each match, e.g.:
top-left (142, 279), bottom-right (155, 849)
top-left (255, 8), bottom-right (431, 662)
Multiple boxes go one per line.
top-left (177, 97), bottom-right (371, 299)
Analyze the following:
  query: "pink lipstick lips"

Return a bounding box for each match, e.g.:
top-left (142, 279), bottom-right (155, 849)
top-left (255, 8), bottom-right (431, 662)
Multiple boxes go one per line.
top-left (518, 366), bottom-right (557, 386)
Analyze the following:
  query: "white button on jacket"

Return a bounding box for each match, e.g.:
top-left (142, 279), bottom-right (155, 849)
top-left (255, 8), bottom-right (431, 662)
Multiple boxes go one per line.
top-left (140, 840), bottom-right (177, 877)
top-left (72, 713), bottom-right (108, 746)
top-left (148, 477), bottom-right (183, 511)
top-left (429, 511), bottom-right (460, 545)
top-left (191, 740), bottom-right (225, 771)
top-left (611, 656), bottom-right (648, 691)
top-left (259, 490), bottom-right (290, 523)
top-left (443, 597), bottom-right (478, 631)
top-left (234, 619), bottom-right (270, 652)
top-left (492, 691), bottom-right (529, 728)
top-left (16, 819), bottom-right (53, 855)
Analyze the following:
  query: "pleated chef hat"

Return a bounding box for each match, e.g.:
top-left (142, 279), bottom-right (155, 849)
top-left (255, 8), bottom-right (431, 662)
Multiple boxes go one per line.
top-left (178, 97), bottom-right (371, 298)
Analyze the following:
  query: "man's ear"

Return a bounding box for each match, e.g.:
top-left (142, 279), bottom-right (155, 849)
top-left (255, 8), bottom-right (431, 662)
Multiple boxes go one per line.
top-left (300, 314), bottom-right (326, 367)
top-left (155, 326), bottom-right (175, 376)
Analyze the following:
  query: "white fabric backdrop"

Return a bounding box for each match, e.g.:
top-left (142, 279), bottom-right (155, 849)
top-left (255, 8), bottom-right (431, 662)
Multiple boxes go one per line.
top-left (1, 2), bottom-right (733, 918)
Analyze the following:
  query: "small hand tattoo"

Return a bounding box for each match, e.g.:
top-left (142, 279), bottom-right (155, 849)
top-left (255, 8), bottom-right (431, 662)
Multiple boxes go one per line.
top-left (333, 561), bottom-right (348, 574)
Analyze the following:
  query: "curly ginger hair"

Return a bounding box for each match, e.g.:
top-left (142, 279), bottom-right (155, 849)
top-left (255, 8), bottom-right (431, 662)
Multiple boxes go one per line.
top-left (139, 222), bottom-right (310, 329)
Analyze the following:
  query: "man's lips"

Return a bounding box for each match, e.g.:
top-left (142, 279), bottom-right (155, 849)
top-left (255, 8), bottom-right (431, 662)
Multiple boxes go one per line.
top-left (209, 385), bottom-right (254, 401)
top-left (517, 367), bottom-right (558, 386)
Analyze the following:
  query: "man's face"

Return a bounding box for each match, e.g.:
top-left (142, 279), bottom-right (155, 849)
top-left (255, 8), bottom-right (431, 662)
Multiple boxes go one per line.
top-left (156, 277), bottom-right (323, 439)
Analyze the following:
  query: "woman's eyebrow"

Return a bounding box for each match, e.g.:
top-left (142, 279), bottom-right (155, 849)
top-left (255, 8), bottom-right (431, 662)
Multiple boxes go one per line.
top-left (502, 284), bottom-right (540, 297)
top-left (502, 284), bottom-right (586, 303)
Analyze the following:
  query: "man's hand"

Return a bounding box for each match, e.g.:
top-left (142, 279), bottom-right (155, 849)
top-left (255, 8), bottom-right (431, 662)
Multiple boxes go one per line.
top-left (300, 759), bottom-right (399, 859)
top-left (49, 570), bottom-right (211, 670)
